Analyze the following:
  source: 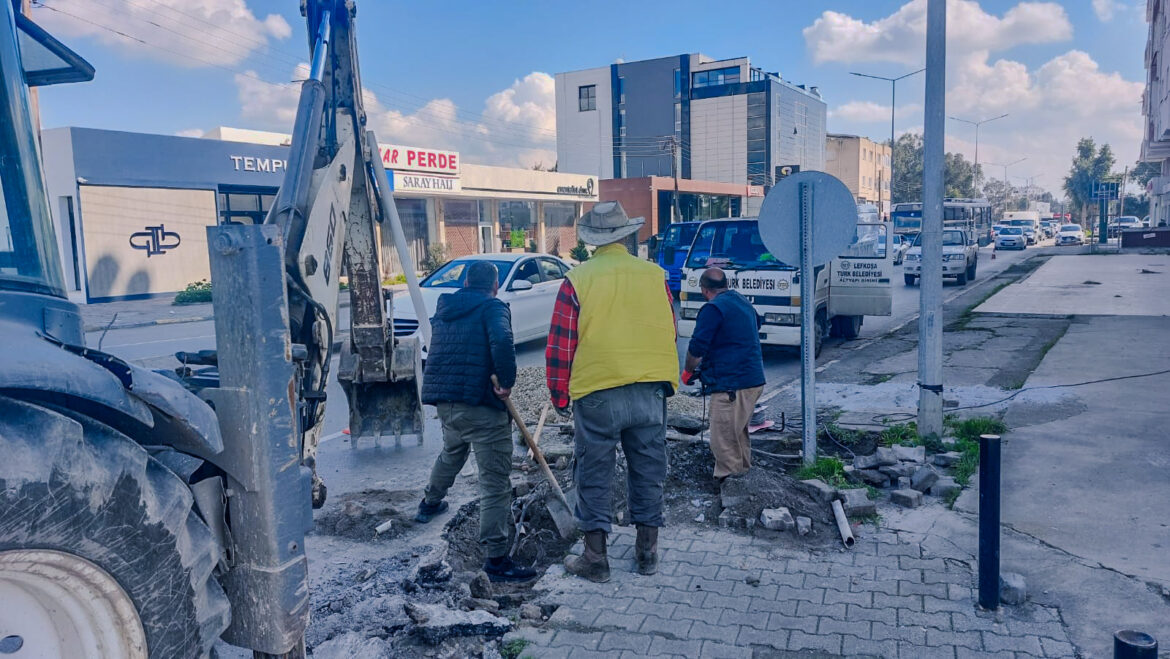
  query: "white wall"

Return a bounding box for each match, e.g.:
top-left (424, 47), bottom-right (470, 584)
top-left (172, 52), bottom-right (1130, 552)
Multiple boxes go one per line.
top-left (40, 128), bottom-right (83, 299)
top-left (690, 95), bottom-right (747, 184)
top-left (555, 67), bottom-right (611, 178)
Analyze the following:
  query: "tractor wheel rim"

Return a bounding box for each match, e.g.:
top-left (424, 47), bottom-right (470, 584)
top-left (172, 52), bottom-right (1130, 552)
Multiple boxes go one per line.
top-left (0, 549), bottom-right (147, 659)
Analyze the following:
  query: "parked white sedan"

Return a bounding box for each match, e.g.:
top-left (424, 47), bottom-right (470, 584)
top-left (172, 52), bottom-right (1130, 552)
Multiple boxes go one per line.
top-left (390, 252), bottom-right (573, 347)
top-left (1056, 224), bottom-right (1084, 246)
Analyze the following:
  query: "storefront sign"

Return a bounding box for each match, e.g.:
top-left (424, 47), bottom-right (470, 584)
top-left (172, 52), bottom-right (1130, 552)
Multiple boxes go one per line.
top-left (380, 144), bottom-right (460, 175)
top-left (229, 155), bottom-right (288, 173)
top-left (556, 178), bottom-right (595, 197)
top-left (129, 224), bottom-right (181, 257)
top-left (390, 171), bottom-right (462, 194)
top-left (747, 185), bottom-right (764, 197)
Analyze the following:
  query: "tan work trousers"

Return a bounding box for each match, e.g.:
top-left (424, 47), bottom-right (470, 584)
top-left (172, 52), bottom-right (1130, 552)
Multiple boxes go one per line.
top-left (708, 385), bottom-right (764, 478)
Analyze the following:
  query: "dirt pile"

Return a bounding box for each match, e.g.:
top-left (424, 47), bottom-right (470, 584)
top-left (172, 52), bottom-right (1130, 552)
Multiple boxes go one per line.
top-left (313, 489), bottom-right (421, 541)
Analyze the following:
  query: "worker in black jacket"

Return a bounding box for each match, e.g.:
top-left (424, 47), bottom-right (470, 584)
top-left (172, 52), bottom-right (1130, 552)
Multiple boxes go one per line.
top-left (415, 260), bottom-right (536, 582)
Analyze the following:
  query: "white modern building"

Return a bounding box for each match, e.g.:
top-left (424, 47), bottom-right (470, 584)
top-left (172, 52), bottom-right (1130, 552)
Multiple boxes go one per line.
top-left (1143, 0), bottom-right (1170, 226)
top-left (555, 53), bottom-right (826, 213)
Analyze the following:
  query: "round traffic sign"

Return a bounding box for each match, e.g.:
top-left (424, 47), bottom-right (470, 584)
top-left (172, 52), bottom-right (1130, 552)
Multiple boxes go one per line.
top-left (757, 171), bottom-right (859, 267)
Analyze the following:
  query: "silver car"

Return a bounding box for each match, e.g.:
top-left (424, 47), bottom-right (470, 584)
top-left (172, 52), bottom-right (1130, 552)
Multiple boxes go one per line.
top-left (995, 227), bottom-right (1026, 250)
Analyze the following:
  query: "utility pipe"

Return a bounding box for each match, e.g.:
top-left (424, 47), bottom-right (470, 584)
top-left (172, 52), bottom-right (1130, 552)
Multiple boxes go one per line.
top-left (831, 500), bottom-right (855, 549)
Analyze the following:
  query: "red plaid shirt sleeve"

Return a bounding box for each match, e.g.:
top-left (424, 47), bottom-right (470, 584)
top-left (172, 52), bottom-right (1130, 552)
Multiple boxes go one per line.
top-left (545, 278), bottom-right (579, 409)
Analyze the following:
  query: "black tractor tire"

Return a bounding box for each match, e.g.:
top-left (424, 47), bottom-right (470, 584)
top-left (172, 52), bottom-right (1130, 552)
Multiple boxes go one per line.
top-left (0, 395), bottom-right (230, 658)
top-left (956, 268), bottom-right (968, 285)
top-left (904, 274), bottom-right (917, 286)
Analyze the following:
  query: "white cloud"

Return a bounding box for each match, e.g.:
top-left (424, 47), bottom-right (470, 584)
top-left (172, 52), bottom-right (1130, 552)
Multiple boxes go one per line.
top-left (233, 67), bottom-right (558, 169)
top-left (829, 101), bottom-right (923, 124)
top-left (1092, 0), bottom-right (1121, 21)
top-left (35, 0), bottom-right (291, 67)
top-left (803, 0), bottom-right (1072, 65)
top-left (807, 1), bottom-right (1141, 195)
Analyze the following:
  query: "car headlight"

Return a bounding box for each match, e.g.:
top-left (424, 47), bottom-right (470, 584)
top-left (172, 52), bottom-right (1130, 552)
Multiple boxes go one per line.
top-left (680, 307), bottom-right (699, 320)
top-left (764, 313), bottom-right (797, 325)
top-left (944, 254), bottom-right (965, 261)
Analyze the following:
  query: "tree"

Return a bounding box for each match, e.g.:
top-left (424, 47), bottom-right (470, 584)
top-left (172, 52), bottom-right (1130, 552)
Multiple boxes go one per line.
top-left (982, 178), bottom-right (1021, 217)
top-left (891, 132), bottom-right (982, 202)
top-left (1063, 138), bottom-right (1116, 223)
top-left (1132, 160), bottom-right (1160, 188)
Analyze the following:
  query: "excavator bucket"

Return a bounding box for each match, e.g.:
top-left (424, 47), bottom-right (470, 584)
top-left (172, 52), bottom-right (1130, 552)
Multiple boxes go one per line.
top-left (337, 335), bottom-right (424, 438)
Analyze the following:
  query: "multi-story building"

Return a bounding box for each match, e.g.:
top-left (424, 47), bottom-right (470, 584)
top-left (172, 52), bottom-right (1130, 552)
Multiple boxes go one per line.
top-left (824, 134), bottom-right (892, 215)
top-left (555, 53), bottom-right (826, 214)
top-left (1142, 0), bottom-right (1170, 226)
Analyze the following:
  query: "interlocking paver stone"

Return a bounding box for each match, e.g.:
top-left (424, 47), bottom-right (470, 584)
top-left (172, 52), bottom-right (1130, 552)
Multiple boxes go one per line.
top-left (522, 525), bottom-right (1077, 659)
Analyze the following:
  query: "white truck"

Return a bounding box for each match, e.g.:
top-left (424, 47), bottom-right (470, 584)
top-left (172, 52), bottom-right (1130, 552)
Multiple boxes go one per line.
top-left (902, 227), bottom-right (979, 285)
top-left (677, 207), bottom-right (893, 356)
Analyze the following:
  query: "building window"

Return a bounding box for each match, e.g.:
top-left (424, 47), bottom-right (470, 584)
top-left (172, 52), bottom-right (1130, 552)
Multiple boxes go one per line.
top-left (618, 77), bottom-right (625, 105)
top-left (674, 68), bottom-right (681, 98)
top-left (674, 102), bottom-right (682, 134)
top-left (618, 108), bottom-right (626, 137)
top-left (218, 189), bottom-right (275, 225)
top-left (692, 66), bottom-right (740, 88)
top-left (746, 92), bottom-right (767, 185)
top-left (578, 85), bottom-right (596, 112)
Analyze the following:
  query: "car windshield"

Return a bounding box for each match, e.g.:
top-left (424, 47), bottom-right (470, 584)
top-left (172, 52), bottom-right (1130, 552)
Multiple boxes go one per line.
top-left (911, 230), bottom-right (965, 247)
top-left (422, 259), bottom-right (514, 288)
top-left (1000, 227), bottom-right (1022, 235)
top-left (665, 222), bottom-right (699, 248)
top-left (685, 221), bottom-right (793, 270)
top-left (1061, 225), bottom-right (1080, 232)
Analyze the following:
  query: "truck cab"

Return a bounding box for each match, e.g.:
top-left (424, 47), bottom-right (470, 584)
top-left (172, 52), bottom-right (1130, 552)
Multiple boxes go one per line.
top-left (656, 221), bottom-right (700, 295)
top-left (677, 209), bottom-right (893, 355)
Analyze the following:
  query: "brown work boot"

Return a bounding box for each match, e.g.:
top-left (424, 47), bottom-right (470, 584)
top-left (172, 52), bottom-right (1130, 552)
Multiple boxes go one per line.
top-left (635, 525), bottom-right (659, 575)
top-left (564, 530), bottom-right (610, 583)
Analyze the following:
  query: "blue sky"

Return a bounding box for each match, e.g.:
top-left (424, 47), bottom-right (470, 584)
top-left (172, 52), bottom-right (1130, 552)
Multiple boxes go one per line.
top-left (34, 0), bottom-right (1150, 194)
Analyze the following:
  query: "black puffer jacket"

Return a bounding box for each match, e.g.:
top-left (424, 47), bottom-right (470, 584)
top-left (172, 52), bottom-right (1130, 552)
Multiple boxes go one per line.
top-left (421, 288), bottom-right (516, 410)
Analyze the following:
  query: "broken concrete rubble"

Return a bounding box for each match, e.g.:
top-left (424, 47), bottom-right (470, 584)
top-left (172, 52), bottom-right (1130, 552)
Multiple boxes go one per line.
top-left (929, 477), bottom-right (961, 499)
top-left (407, 603), bottom-right (512, 645)
top-left (879, 463), bottom-right (916, 479)
top-left (469, 571), bottom-right (492, 599)
top-left (1000, 572), bottom-right (1027, 605)
top-left (897, 477), bottom-right (911, 490)
top-left (838, 488), bottom-right (876, 518)
top-left (854, 446), bottom-right (899, 469)
top-left (891, 489), bottom-right (924, 508)
top-left (892, 444), bottom-right (926, 463)
top-left (666, 412), bottom-right (705, 435)
top-left (797, 478), bottom-right (837, 503)
top-left (854, 468), bottom-right (889, 487)
top-left (796, 516), bottom-right (812, 536)
top-left (933, 451), bottom-right (963, 467)
top-left (910, 465), bottom-right (939, 492)
top-left (759, 507), bottom-right (795, 531)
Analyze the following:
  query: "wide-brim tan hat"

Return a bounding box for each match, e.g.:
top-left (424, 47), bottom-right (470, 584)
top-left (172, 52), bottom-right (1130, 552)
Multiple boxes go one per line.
top-left (577, 201), bottom-right (645, 246)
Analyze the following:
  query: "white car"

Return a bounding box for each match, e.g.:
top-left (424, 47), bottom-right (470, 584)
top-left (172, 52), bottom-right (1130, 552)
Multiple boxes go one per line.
top-left (1056, 224), bottom-right (1084, 246)
top-left (903, 229), bottom-right (978, 285)
top-left (891, 233), bottom-right (911, 265)
top-left (390, 252), bottom-right (573, 348)
top-left (995, 227), bottom-right (1026, 250)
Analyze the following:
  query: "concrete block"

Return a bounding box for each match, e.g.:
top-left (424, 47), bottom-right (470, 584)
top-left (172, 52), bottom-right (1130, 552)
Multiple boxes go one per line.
top-left (897, 477), bottom-right (911, 490)
top-left (933, 451), bottom-right (963, 467)
top-left (796, 516), bottom-right (812, 536)
top-left (929, 477), bottom-right (961, 499)
top-left (879, 463), bottom-right (915, 479)
top-left (855, 447), bottom-right (899, 469)
top-left (798, 478), bottom-right (837, 503)
top-left (893, 444), bottom-right (926, 463)
top-left (718, 509), bottom-right (734, 528)
top-left (911, 466), bottom-right (939, 492)
top-left (855, 468), bottom-right (889, 487)
top-left (839, 488), bottom-right (877, 517)
top-left (999, 572), bottom-right (1027, 605)
top-left (760, 507), bottom-right (795, 532)
top-left (891, 489), bottom-right (924, 508)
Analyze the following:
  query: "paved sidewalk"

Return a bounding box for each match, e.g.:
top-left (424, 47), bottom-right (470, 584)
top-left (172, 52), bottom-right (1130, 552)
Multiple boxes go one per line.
top-left (80, 296), bottom-right (213, 331)
top-left (507, 524), bottom-right (1075, 658)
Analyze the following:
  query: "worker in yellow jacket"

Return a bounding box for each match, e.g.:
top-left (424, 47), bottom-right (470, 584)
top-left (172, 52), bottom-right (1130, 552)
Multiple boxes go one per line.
top-left (546, 201), bottom-right (678, 583)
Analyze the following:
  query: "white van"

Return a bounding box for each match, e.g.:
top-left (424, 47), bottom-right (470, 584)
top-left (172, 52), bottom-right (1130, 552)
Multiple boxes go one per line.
top-left (677, 206), bottom-right (893, 356)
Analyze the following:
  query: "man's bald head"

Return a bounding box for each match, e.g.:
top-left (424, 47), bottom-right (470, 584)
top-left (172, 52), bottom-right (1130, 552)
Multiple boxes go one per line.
top-left (699, 267), bottom-right (728, 294)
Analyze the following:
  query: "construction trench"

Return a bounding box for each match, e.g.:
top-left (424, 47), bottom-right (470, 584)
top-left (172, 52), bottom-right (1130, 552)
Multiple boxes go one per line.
top-left (293, 361), bottom-right (983, 659)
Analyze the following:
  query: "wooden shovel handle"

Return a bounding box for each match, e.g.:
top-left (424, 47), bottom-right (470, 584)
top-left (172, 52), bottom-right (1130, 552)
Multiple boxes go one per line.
top-left (492, 376), bottom-right (571, 508)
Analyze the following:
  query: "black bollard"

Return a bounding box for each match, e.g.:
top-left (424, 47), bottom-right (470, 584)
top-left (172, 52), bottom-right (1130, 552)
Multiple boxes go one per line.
top-left (978, 434), bottom-right (1001, 610)
top-left (1114, 630), bottom-right (1158, 659)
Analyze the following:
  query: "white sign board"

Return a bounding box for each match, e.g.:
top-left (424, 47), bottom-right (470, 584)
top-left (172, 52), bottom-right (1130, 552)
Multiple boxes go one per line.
top-left (391, 171), bottom-right (461, 194)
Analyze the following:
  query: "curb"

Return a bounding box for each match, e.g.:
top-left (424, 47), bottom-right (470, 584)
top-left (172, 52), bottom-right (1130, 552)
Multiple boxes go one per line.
top-left (84, 300), bottom-right (355, 333)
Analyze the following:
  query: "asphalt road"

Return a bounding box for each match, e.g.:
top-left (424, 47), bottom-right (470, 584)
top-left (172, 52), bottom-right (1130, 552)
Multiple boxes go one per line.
top-left (85, 242), bottom-right (1038, 494)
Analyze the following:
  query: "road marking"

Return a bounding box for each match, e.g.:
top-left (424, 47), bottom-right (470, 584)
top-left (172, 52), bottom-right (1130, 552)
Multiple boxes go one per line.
top-left (320, 430), bottom-right (347, 444)
top-left (98, 334), bottom-right (216, 349)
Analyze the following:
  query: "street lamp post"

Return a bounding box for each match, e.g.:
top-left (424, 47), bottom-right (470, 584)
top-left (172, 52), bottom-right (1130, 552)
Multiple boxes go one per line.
top-left (948, 113), bottom-right (1008, 194)
top-left (984, 157), bottom-right (1026, 214)
top-left (850, 68), bottom-right (925, 210)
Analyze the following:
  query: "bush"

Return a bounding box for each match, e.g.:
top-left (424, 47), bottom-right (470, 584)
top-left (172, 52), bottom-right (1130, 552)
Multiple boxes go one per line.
top-left (509, 229), bottom-right (527, 249)
top-left (173, 279), bottom-right (212, 305)
top-left (569, 239), bottom-right (591, 262)
top-left (383, 274), bottom-right (408, 286)
top-left (421, 243), bottom-right (450, 276)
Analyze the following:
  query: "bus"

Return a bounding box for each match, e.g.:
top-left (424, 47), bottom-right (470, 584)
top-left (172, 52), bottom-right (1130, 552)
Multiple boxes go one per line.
top-left (891, 198), bottom-right (993, 246)
top-left (655, 220), bottom-right (701, 295)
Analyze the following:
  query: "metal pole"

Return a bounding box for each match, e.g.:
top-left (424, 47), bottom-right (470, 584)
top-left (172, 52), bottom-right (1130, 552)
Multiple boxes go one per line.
top-left (1099, 196), bottom-right (1108, 245)
top-left (800, 181), bottom-right (816, 466)
top-left (918, 0), bottom-right (946, 439)
top-left (973, 124), bottom-right (980, 194)
top-left (978, 434), bottom-right (1002, 610)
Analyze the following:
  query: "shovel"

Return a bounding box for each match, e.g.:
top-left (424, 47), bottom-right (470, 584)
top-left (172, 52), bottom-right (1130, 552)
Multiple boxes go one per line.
top-left (493, 376), bottom-right (578, 539)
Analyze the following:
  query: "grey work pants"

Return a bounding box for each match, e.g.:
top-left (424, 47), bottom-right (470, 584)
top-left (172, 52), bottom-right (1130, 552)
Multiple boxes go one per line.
top-left (572, 382), bottom-right (668, 533)
top-left (423, 402), bottom-right (513, 558)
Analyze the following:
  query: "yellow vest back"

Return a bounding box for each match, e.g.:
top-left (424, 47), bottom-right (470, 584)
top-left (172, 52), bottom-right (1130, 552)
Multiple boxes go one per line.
top-left (565, 244), bottom-right (679, 400)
